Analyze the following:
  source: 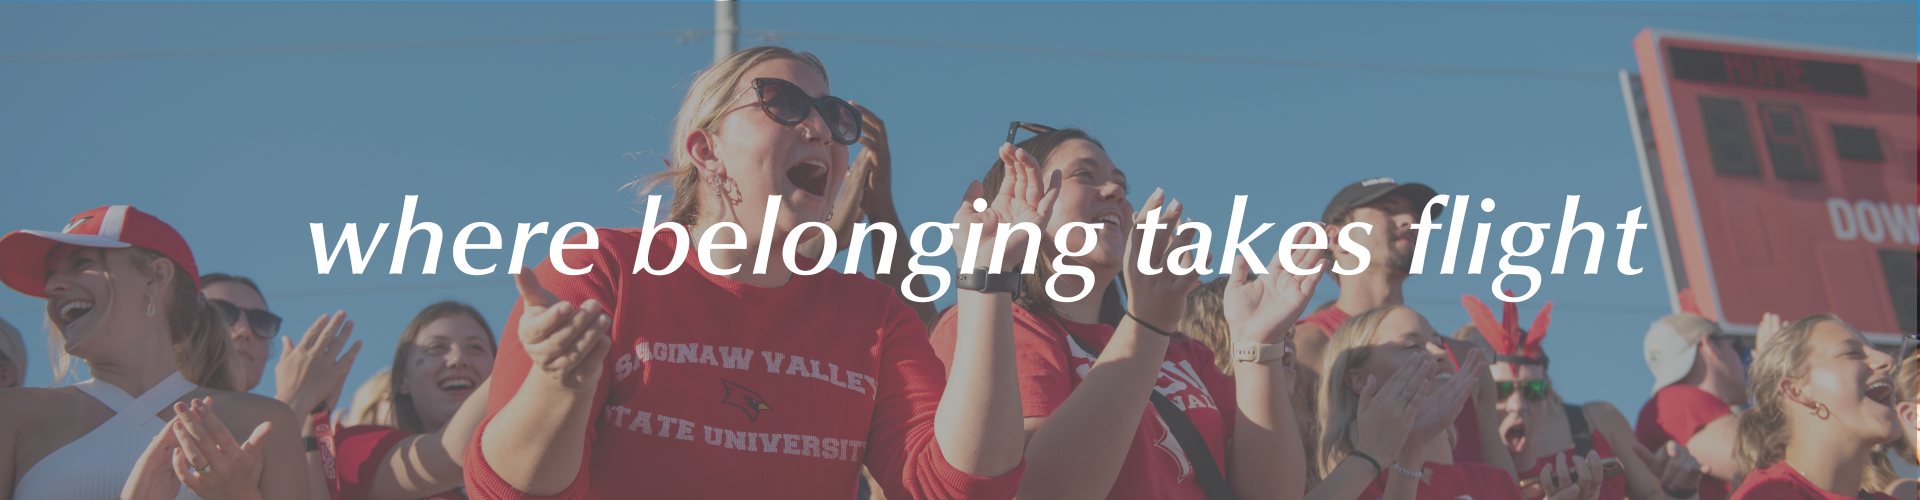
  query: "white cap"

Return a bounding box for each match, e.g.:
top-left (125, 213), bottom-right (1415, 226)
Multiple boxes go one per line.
top-left (1644, 314), bottom-right (1721, 394)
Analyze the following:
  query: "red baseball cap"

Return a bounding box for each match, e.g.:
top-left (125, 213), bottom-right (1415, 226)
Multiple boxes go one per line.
top-left (0, 205), bottom-right (200, 299)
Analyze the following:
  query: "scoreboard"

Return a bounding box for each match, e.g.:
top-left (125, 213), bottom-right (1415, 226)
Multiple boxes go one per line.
top-left (1623, 29), bottom-right (1916, 343)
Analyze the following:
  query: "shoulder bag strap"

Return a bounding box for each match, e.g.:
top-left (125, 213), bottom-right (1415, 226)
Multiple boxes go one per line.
top-left (1053, 316), bottom-right (1240, 500)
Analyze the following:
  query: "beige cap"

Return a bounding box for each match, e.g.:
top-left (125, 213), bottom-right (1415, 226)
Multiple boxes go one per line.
top-left (1644, 314), bottom-right (1721, 394)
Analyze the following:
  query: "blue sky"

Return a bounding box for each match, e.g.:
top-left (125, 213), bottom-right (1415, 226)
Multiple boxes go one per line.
top-left (0, 1), bottom-right (1911, 419)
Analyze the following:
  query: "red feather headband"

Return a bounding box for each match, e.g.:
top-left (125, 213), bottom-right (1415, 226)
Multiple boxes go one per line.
top-left (1461, 292), bottom-right (1552, 366)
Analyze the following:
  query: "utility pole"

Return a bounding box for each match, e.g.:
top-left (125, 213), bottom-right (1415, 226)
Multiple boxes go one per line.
top-left (714, 0), bottom-right (738, 63)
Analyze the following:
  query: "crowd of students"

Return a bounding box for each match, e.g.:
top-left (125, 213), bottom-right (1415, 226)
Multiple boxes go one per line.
top-left (0, 45), bottom-right (1913, 500)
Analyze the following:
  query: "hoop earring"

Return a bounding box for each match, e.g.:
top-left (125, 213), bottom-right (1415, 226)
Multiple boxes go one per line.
top-left (1810, 402), bottom-right (1831, 420)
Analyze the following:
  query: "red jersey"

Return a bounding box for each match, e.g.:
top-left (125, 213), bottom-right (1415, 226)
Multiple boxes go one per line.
top-left (332, 425), bottom-right (465, 500)
top-left (930, 306), bottom-right (1236, 500)
top-left (1729, 461), bottom-right (1894, 500)
top-left (1518, 431), bottom-right (1625, 500)
top-left (1354, 461), bottom-right (1524, 500)
top-left (1296, 304), bottom-right (1487, 466)
top-left (1637, 384), bottom-right (1734, 500)
top-left (463, 229), bottom-right (1023, 500)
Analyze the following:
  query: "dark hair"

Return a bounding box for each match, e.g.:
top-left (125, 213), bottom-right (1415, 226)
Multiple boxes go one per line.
top-left (388, 301), bottom-right (497, 434)
top-left (1178, 278), bottom-right (1232, 374)
top-left (983, 127), bottom-right (1124, 327)
top-left (200, 273), bottom-right (263, 298)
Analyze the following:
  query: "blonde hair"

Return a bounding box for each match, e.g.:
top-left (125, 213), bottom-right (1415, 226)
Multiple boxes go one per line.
top-left (48, 248), bottom-right (240, 390)
top-left (637, 46), bottom-right (829, 226)
top-left (0, 317), bottom-right (24, 388)
top-left (1178, 278), bottom-right (1232, 375)
top-left (1316, 304), bottom-right (1412, 479)
top-left (344, 367), bottom-right (396, 428)
top-left (1733, 314), bottom-right (1837, 486)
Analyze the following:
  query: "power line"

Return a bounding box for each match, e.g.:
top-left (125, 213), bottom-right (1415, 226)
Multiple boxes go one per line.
top-left (1, 27), bottom-right (1617, 81)
top-left (0, 30), bottom-right (709, 62)
top-left (1362, 3), bottom-right (1908, 24)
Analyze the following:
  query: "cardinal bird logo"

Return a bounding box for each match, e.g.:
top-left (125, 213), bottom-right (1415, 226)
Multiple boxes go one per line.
top-left (720, 378), bottom-right (773, 422)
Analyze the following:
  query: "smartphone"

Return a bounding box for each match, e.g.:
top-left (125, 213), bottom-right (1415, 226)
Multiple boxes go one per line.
top-left (1518, 457), bottom-right (1623, 498)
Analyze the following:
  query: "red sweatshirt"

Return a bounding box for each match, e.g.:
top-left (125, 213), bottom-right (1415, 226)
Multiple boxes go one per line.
top-left (331, 425), bottom-right (464, 500)
top-left (930, 306), bottom-right (1236, 500)
top-left (1729, 461), bottom-right (1894, 500)
top-left (1353, 462), bottom-right (1522, 500)
top-left (463, 229), bottom-right (1023, 500)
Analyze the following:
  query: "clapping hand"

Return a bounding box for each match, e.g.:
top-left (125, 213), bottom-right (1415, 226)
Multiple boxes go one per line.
top-left (274, 311), bottom-right (361, 415)
top-left (952, 143), bottom-right (1062, 274)
top-left (1224, 223), bottom-right (1329, 345)
top-left (1121, 188), bottom-right (1200, 330)
top-left (1541, 450), bottom-right (1606, 500)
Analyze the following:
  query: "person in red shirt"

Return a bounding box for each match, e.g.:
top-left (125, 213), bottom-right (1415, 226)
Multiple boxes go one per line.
top-left (464, 46), bottom-right (1027, 500)
top-left (928, 124), bottom-right (1322, 500)
top-left (1729, 315), bottom-right (1901, 500)
top-left (1455, 296), bottom-right (1708, 500)
top-left (1316, 304), bottom-right (1599, 500)
top-left (330, 301), bottom-right (496, 500)
top-left (1294, 178), bottom-right (1513, 478)
top-left (1637, 314), bottom-right (1750, 500)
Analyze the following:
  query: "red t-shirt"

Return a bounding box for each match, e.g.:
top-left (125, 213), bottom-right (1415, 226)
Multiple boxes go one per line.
top-left (462, 229), bottom-right (1023, 500)
top-left (332, 425), bottom-right (466, 500)
top-left (1354, 462), bottom-right (1524, 500)
top-left (1296, 305), bottom-right (1486, 466)
top-left (1637, 384), bottom-right (1734, 500)
top-left (930, 306), bottom-right (1237, 500)
top-left (1729, 461), bottom-right (1893, 500)
top-left (1518, 430), bottom-right (1625, 500)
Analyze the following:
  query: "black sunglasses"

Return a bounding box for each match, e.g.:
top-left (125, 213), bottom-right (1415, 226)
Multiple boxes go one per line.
top-left (1496, 380), bottom-right (1552, 401)
top-left (731, 78), bottom-right (862, 145)
top-left (1007, 121), bottom-right (1056, 144)
top-left (209, 299), bottom-right (282, 339)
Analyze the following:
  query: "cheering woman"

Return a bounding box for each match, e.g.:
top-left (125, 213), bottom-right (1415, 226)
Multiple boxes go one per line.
top-left (1457, 295), bottom-right (1706, 500)
top-left (1729, 315), bottom-right (1901, 500)
top-left (927, 124), bottom-right (1324, 500)
top-left (1319, 305), bottom-right (1599, 500)
top-left (0, 205), bottom-right (308, 500)
top-left (464, 46), bottom-right (1026, 499)
top-left (330, 301), bottom-right (495, 500)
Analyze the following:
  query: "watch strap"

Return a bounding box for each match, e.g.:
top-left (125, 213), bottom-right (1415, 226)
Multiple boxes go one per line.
top-left (955, 267), bottom-right (1023, 293)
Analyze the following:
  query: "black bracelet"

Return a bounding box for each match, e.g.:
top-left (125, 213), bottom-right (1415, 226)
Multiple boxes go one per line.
top-left (1664, 488), bottom-right (1697, 499)
top-left (310, 400), bottom-right (330, 416)
top-left (304, 436), bottom-right (320, 452)
top-left (1349, 451), bottom-right (1384, 475)
top-left (1122, 310), bottom-right (1176, 337)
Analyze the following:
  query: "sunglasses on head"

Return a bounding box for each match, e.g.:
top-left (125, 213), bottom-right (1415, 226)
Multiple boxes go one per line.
top-left (1497, 380), bottom-right (1552, 401)
top-left (1007, 121), bottom-right (1056, 145)
top-left (728, 78), bottom-right (863, 145)
top-left (209, 299), bottom-right (282, 339)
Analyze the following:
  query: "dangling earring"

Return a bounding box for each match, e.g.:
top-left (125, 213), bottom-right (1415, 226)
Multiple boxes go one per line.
top-left (146, 295), bottom-right (156, 317)
top-left (1810, 402), bottom-right (1831, 420)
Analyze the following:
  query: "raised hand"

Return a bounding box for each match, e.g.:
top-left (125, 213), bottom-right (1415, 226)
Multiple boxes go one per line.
top-left (1754, 312), bottom-right (1783, 358)
top-left (170, 398), bottom-right (271, 500)
top-left (952, 143), bottom-right (1062, 274)
top-left (1542, 450), bottom-right (1606, 500)
top-left (274, 310), bottom-right (361, 415)
top-left (1636, 441), bottom-right (1707, 498)
top-left (1121, 188), bottom-right (1200, 329)
top-left (123, 417), bottom-right (185, 500)
top-left (1225, 224), bottom-right (1330, 345)
top-left (850, 101), bottom-right (894, 218)
top-left (1353, 358), bottom-right (1438, 461)
top-left (1405, 347), bottom-right (1485, 454)
top-left (513, 269), bottom-right (612, 394)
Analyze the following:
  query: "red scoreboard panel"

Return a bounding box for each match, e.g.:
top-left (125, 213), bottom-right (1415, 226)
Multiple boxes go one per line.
top-left (1625, 29), bottom-right (1916, 343)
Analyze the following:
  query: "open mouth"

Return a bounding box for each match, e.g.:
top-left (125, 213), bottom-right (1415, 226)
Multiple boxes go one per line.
top-left (1866, 381), bottom-right (1895, 406)
top-left (1503, 422), bottom-right (1528, 452)
top-left (59, 300), bottom-right (95, 324)
top-left (438, 377), bottom-right (477, 396)
top-left (787, 161), bottom-right (828, 197)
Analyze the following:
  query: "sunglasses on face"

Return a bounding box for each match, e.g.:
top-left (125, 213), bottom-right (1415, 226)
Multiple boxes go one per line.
top-left (728, 78), bottom-right (863, 144)
top-left (209, 299), bottom-right (282, 339)
top-left (1497, 380), bottom-right (1552, 401)
top-left (1007, 121), bottom-right (1056, 145)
